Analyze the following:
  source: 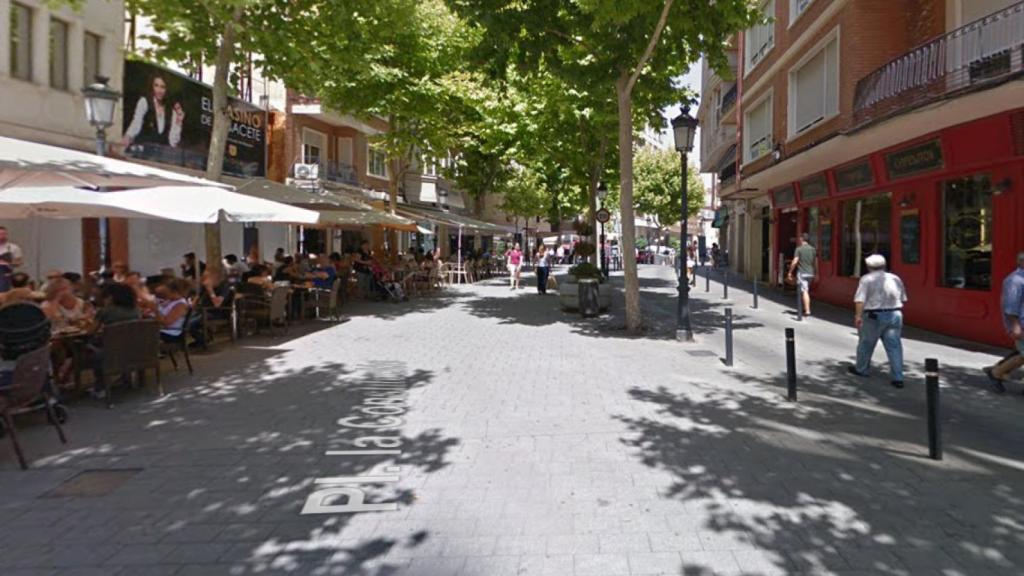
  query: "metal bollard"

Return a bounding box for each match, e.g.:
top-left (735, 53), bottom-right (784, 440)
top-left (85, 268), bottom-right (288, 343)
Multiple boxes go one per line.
top-left (786, 328), bottom-right (797, 401)
top-left (705, 267), bottom-right (710, 293)
top-left (926, 358), bottom-right (942, 460)
top-left (724, 307), bottom-right (734, 367)
top-left (723, 269), bottom-right (729, 300)
top-left (753, 277), bottom-right (759, 309)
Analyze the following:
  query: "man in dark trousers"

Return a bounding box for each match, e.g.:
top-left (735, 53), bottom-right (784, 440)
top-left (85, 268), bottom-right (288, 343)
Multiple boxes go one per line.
top-left (985, 252), bottom-right (1024, 393)
top-left (787, 233), bottom-right (817, 316)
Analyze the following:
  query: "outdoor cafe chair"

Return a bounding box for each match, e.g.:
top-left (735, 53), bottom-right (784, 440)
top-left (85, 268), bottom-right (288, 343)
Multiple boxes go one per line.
top-left (161, 307), bottom-right (195, 375)
top-left (0, 345), bottom-right (68, 469)
top-left (101, 319), bottom-right (162, 407)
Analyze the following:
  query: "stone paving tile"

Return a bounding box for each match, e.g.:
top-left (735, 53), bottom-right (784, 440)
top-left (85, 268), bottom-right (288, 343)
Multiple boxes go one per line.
top-left (0, 268), bottom-right (1022, 575)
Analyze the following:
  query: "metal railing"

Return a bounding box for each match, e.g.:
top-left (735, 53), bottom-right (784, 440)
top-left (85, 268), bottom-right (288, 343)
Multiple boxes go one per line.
top-left (290, 159), bottom-right (359, 186)
top-left (853, 1), bottom-right (1024, 127)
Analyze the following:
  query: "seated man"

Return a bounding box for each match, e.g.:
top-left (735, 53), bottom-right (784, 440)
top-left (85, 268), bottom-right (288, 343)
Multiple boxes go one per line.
top-left (0, 272), bottom-right (44, 305)
top-left (191, 269), bottom-right (233, 347)
top-left (222, 254), bottom-right (248, 282)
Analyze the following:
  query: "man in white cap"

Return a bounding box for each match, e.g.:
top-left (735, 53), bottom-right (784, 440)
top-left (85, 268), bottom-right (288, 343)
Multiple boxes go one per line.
top-left (985, 252), bottom-right (1024, 393)
top-left (848, 254), bottom-right (908, 388)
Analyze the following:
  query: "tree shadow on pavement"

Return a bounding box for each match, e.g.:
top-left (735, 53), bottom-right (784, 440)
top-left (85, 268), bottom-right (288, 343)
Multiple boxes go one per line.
top-left (617, 358), bottom-right (1024, 575)
top-left (0, 353), bottom-right (461, 575)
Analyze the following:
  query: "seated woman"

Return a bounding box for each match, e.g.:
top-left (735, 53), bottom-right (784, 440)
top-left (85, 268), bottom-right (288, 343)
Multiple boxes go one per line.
top-left (41, 278), bottom-right (94, 330)
top-left (124, 271), bottom-right (157, 316)
top-left (153, 280), bottom-right (190, 343)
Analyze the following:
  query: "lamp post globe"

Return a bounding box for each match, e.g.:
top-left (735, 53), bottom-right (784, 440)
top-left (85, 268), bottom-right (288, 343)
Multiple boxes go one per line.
top-left (82, 76), bottom-right (121, 155)
top-left (672, 104), bottom-right (698, 342)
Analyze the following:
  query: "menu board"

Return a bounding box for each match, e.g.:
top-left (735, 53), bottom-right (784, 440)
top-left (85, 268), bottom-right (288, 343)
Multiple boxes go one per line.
top-left (900, 211), bottom-right (921, 264)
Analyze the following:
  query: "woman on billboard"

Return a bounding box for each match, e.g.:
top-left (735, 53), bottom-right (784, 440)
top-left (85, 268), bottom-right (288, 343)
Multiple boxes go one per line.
top-left (123, 74), bottom-right (184, 148)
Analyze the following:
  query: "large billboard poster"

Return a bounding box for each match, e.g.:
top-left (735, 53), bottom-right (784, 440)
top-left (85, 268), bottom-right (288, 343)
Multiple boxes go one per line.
top-left (122, 59), bottom-right (265, 177)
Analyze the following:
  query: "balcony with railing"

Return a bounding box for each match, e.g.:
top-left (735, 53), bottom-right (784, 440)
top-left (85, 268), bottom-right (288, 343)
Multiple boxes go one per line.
top-left (718, 83), bottom-right (738, 123)
top-left (853, 1), bottom-right (1024, 127)
top-left (289, 159), bottom-right (360, 187)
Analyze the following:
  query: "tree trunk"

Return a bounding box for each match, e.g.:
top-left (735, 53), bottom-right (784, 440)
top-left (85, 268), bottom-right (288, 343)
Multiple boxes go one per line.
top-left (616, 76), bottom-right (641, 332)
top-left (586, 137), bottom-right (606, 267)
top-left (203, 4), bottom-right (245, 272)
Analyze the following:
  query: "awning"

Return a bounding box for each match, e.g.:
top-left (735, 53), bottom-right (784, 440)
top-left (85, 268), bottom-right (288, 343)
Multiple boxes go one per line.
top-left (229, 177), bottom-right (372, 211)
top-left (0, 185), bottom-right (319, 224)
top-left (397, 206), bottom-right (511, 234)
top-left (0, 136), bottom-right (233, 191)
top-left (313, 209), bottom-right (417, 231)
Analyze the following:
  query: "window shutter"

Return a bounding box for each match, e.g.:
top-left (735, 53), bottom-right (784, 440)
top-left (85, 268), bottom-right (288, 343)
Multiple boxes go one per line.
top-left (795, 51), bottom-right (826, 132)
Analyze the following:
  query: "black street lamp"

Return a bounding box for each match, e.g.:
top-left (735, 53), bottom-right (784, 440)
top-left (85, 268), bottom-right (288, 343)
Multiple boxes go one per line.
top-left (82, 76), bottom-right (121, 271)
top-left (597, 182), bottom-right (608, 276)
top-left (672, 104), bottom-right (698, 342)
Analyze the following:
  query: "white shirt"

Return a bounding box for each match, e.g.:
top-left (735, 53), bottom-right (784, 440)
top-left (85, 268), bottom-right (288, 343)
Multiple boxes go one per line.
top-left (0, 241), bottom-right (22, 266)
top-left (125, 97), bottom-right (183, 148)
top-left (854, 270), bottom-right (908, 311)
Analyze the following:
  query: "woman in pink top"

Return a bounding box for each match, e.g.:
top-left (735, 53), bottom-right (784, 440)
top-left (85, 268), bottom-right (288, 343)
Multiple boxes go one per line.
top-left (505, 243), bottom-right (523, 289)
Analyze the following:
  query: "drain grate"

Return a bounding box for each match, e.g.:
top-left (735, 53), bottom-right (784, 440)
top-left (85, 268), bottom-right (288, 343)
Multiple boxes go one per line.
top-left (686, 350), bottom-right (718, 357)
top-left (41, 469), bottom-right (142, 498)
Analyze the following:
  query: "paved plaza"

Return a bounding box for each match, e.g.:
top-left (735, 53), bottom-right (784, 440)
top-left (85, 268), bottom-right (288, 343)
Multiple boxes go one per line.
top-left (1, 266), bottom-right (1023, 575)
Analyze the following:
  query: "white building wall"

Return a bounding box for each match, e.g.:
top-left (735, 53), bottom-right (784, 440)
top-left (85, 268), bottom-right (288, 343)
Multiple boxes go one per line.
top-left (0, 0), bottom-right (124, 150)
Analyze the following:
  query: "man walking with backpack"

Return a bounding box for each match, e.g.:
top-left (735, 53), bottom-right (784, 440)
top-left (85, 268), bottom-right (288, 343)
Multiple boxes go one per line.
top-left (985, 252), bottom-right (1024, 393)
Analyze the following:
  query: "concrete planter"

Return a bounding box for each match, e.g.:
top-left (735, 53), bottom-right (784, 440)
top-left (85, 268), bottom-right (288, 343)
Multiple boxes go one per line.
top-left (557, 274), bottom-right (611, 312)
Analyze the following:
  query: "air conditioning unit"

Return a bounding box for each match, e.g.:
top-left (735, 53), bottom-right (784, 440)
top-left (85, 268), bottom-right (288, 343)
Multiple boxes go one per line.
top-left (294, 163), bottom-right (320, 180)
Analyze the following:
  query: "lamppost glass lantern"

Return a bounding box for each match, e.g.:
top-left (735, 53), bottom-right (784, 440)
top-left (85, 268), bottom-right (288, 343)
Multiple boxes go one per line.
top-left (672, 104), bottom-right (698, 154)
top-left (597, 182), bottom-right (608, 201)
top-left (82, 76), bottom-right (120, 131)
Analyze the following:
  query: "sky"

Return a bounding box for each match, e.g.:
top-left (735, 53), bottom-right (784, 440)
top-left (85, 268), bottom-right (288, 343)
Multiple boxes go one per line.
top-left (659, 60), bottom-right (704, 167)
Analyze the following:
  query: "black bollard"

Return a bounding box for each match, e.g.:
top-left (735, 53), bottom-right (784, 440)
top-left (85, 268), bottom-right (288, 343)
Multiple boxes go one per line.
top-left (723, 269), bottom-right (729, 300)
top-left (724, 307), bottom-right (734, 367)
top-left (705, 267), bottom-right (710, 293)
top-left (926, 358), bottom-right (942, 460)
top-left (786, 328), bottom-right (797, 401)
top-left (753, 277), bottom-right (759, 309)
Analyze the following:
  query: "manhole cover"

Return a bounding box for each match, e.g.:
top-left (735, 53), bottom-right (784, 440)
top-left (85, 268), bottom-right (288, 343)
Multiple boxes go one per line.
top-left (686, 350), bottom-right (718, 357)
top-left (41, 469), bottom-right (142, 498)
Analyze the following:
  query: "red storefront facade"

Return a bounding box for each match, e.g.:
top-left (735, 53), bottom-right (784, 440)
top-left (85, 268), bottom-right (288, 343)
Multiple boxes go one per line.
top-left (772, 109), bottom-right (1024, 346)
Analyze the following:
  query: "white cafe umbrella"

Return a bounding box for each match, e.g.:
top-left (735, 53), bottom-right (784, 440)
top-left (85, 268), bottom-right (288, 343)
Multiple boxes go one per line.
top-left (0, 186), bottom-right (319, 224)
top-left (0, 136), bottom-right (232, 190)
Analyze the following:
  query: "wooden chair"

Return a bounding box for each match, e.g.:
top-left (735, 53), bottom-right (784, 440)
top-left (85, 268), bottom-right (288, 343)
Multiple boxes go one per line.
top-left (0, 346), bottom-right (67, 470)
top-left (200, 288), bottom-right (236, 347)
top-left (101, 319), bottom-right (162, 407)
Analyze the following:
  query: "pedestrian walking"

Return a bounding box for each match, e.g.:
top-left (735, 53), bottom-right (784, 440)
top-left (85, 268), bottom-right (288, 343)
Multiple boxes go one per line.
top-left (687, 241), bottom-right (698, 287)
top-left (848, 254), bottom-right (908, 388)
top-left (984, 251), bottom-right (1024, 393)
top-left (787, 233), bottom-right (817, 316)
top-left (535, 244), bottom-right (550, 294)
top-left (505, 243), bottom-right (523, 290)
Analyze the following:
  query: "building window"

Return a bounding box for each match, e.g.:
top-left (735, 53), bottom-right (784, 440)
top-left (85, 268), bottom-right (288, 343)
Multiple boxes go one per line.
top-left (368, 144), bottom-right (388, 178)
top-left (301, 128), bottom-right (325, 166)
top-left (49, 18), bottom-right (69, 90)
top-left (83, 32), bottom-right (102, 85)
top-left (743, 93), bottom-right (773, 162)
top-left (789, 30), bottom-right (839, 136)
top-left (744, 0), bottom-right (775, 71)
top-left (422, 156), bottom-right (437, 176)
top-left (791, 0), bottom-right (813, 23)
top-left (941, 174), bottom-right (993, 290)
top-left (10, 3), bottom-right (32, 81)
top-left (841, 193), bottom-right (892, 277)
